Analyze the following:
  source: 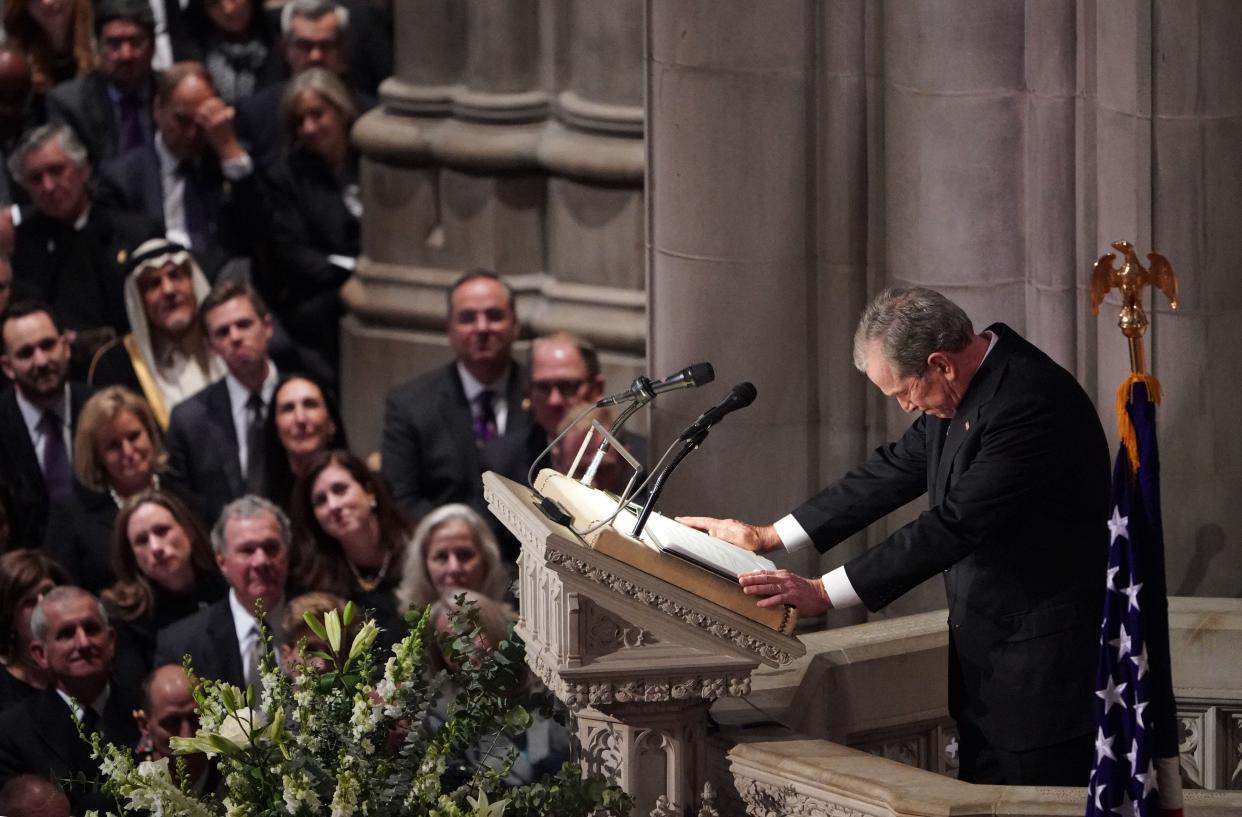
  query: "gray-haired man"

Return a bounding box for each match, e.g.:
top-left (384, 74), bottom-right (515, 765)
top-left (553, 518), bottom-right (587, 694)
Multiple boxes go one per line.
top-left (155, 495), bottom-right (290, 689)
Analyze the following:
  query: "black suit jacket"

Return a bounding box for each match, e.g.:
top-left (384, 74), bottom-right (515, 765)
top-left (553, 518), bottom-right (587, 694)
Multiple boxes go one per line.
top-left (10, 206), bottom-right (159, 336)
top-left (381, 363), bottom-right (536, 547)
top-left (0, 383), bottom-right (91, 548)
top-left (154, 597), bottom-right (246, 689)
top-left (46, 71), bottom-right (156, 167)
top-left (164, 379), bottom-right (244, 528)
top-left (0, 684), bottom-right (141, 813)
top-left (790, 324), bottom-right (1111, 752)
top-left (97, 144), bottom-right (264, 281)
top-left (45, 480), bottom-right (118, 594)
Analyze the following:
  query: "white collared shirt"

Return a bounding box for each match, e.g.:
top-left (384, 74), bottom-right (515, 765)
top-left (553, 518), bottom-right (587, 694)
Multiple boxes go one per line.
top-left (14, 386), bottom-right (72, 473)
top-left (224, 364), bottom-right (278, 476)
top-left (456, 361), bottom-right (510, 436)
top-left (56, 684), bottom-right (110, 724)
top-left (154, 134), bottom-right (254, 250)
top-left (777, 330), bottom-right (1002, 608)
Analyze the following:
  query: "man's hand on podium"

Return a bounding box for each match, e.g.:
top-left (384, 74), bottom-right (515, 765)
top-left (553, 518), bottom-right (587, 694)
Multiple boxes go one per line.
top-left (675, 516), bottom-right (783, 554)
top-left (738, 569), bottom-right (833, 614)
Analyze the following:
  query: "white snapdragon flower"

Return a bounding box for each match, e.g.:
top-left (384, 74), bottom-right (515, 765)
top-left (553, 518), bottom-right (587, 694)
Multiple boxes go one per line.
top-left (328, 770), bottom-right (361, 817)
top-left (281, 772), bottom-right (321, 815)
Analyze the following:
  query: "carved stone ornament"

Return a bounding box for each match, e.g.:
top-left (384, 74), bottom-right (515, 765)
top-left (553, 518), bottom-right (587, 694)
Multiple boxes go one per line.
top-left (544, 549), bottom-right (797, 665)
top-left (697, 781), bottom-right (721, 817)
top-left (583, 723), bottom-right (624, 779)
top-left (1179, 713), bottom-right (1203, 789)
top-left (649, 795), bottom-right (679, 817)
top-left (536, 671), bottom-right (751, 710)
top-left (737, 777), bottom-right (871, 817)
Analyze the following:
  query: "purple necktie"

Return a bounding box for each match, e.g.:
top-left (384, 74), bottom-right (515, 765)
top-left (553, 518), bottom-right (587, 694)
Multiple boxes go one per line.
top-left (118, 94), bottom-right (143, 154)
top-left (473, 390), bottom-right (497, 445)
top-left (40, 410), bottom-right (72, 502)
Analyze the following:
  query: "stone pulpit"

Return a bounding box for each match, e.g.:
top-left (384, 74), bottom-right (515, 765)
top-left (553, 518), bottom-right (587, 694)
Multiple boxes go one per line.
top-left (483, 470), bottom-right (804, 816)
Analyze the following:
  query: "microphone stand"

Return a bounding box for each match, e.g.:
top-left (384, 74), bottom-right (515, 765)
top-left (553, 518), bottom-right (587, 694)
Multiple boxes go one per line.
top-left (581, 377), bottom-right (653, 485)
top-left (630, 425), bottom-right (709, 539)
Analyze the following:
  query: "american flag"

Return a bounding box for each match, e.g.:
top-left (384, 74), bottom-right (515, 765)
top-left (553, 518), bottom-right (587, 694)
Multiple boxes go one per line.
top-left (1086, 378), bottom-right (1182, 817)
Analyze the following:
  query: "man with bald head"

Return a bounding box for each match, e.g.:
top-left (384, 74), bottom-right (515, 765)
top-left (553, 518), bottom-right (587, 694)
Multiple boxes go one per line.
top-left (137, 664), bottom-right (214, 792)
top-left (0, 775), bottom-right (71, 817)
top-left (0, 586), bottom-right (141, 812)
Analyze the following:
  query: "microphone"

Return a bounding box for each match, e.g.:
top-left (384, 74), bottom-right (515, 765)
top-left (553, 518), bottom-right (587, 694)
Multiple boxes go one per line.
top-left (596, 362), bottom-right (715, 408)
top-left (678, 382), bottom-right (757, 441)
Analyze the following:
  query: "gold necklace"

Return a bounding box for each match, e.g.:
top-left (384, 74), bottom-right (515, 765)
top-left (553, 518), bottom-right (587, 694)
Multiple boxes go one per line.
top-left (347, 550), bottom-right (392, 593)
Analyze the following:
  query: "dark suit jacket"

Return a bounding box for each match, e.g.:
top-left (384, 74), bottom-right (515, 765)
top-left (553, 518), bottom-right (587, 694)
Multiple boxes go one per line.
top-left (10, 206), bottom-right (159, 336)
top-left (381, 363), bottom-right (536, 553)
top-left (97, 144), bottom-right (264, 281)
top-left (45, 480), bottom-right (117, 594)
top-left (0, 383), bottom-right (91, 548)
top-left (46, 71), bottom-right (156, 167)
top-left (0, 684), bottom-right (141, 813)
top-left (790, 324), bottom-right (1111, 753)
top-left (154, 597), bottom-right (245, 689)
top-left (164, 379), bottom-right (244, 528)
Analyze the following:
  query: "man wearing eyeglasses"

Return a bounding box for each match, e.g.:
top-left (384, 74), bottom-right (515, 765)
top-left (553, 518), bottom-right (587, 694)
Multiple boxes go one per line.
top-left (526, 333), bottom-right (606, 441)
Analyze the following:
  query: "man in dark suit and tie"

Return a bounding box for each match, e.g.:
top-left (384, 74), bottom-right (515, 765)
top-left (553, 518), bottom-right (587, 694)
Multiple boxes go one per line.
top-left (155, 495), bottom-right (290, 689)
top-left (98, 61), bottom-right (263, 282)
top-left (164, 280), bottom-right (278, 527)
top-left (680, 287), bottom-right (1111, 787)
top-left (45, 0), bottom-right (159, 168)
top-left (0, 586), bottom-right (141, 813)
top-left (0, 302), bottom-right (91, 548)
top-left (381, 270), bottom-right (537, 561)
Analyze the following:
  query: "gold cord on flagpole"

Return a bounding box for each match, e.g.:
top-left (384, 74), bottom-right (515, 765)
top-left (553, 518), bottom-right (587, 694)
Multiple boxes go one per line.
top-left (1090, 239), bottom-right (1179, 473)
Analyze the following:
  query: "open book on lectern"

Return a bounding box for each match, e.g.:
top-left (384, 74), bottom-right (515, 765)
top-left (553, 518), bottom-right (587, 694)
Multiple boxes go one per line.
top-left (534, 469), bottom-right (797, 634)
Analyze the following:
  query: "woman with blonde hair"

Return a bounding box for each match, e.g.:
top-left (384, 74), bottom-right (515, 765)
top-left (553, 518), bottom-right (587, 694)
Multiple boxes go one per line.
top-left (2, 0), bottom-right (93, 92)
top-left (395, 503), bottom-right (509, 613)
top-left (45, 386), bottom-right (170, 592)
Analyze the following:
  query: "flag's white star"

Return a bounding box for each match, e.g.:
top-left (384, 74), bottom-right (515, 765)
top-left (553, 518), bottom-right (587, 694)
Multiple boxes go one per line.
top-left (1131, 644), bottom-right (1149, 679)
top-left (1090, 780), bottom-right (1107, 811)
top-left (1136, 759), bottom-right (1158, 798)
top-left (1125, 737), bottom-right (1139, 770)
top-left (1107, 507), bottom-right (1129, 543)
top-left (1095, 727), bottom-right (1117, 763)
top-left (1120, 579), bottom-right (1143, 611)
top-left (1110, 623), bottom-right (1132, 657)
top-left (1096, 674), bottom-right (1128, 714)
top-left (1134, 699), bottom-right (1149, 728)
top-left (1111, 791), bottom-right (1139, 817)
top-left (1106, 565), bottom-right (1121, 591)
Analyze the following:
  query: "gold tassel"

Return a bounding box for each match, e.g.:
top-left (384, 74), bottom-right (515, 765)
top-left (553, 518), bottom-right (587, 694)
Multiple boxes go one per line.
top-left (1115, 373), bottom-right (1162, 477)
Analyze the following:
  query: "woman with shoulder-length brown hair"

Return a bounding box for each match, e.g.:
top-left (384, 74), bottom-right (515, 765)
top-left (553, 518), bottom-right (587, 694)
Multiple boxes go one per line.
top-left (0, 549), bottom-right (70, 712)
top-left (290, 450), bottom-right (411, 633)
top-left (2, 0), bottom-right (94, 92)
top-left (102, 489), bottom-right (226, 686)
top-left (45, 385), bottom-right (170, 593)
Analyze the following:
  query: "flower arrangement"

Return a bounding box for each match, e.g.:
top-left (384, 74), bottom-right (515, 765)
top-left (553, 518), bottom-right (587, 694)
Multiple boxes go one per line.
top-left (87, 601), bottom-right (631, 817)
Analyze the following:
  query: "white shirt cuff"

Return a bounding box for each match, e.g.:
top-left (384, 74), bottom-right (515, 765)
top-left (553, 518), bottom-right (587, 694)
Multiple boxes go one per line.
top-left (774, 514), bottom-right (813, 552)
top-left (221, 153), bottom-right (253, 181)
top-left (821, 566), bottom-right (862, 609)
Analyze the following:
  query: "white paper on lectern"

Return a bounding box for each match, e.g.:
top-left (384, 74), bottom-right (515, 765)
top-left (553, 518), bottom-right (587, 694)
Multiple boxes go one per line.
top-left (557, 474), bottom-right (777, 579)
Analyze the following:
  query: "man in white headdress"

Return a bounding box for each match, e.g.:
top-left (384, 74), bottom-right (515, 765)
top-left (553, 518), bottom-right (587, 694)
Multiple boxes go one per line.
top-left (87, 237), bottom-right (225, 427)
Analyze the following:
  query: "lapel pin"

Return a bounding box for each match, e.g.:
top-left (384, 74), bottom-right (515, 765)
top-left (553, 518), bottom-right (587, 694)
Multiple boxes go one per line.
top-left (965, 420), bottom-right (971, 432)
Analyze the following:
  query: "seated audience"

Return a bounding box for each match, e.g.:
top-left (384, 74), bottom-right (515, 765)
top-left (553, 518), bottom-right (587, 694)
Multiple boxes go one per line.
top-left (291, 450), bottom-right (407, 631)
top-left (135, 664), bottom-right (215, 793)
top-left (428, 590), bottom-right (571, 786)
top-left (0, 301), bottom-right (91, 547)
top-left (277, 590), bottom-right (347, 675)
top-left (395, 503), bottom-right (509, 613)
top-left (235, 0), bottom-right (380, 166)
top-left (263, 67), bottom-right (359, 378)
top-left (0, 549), bottom-right (69, 711)
top-left (88, 238), bottom-right (226, 428)
top-left (154, 494), bottom-right (290, 690)
top-left (104, 489), bottom-right (226, 689)
top-left (164, 280), bottom-right (279, 527)
top-left (45, 385), bottom-right (166, 592)
top-left (0, 483), bottom-right (16, 551)
top-left (98, 60), bottom-right (263, 281)
top-left (8, 125), bottom-right (158, 355)
top-left (0, 255), bottom-right (11, 316)
top-left (44, 0), bottom-right (157, 166)
top-left (0, 586), bottom-right (141, 814)
top-left (262, 373), bottom-right (345, 509)
top-left (173, 0), bottom-right (282, 104)
top-left (0, 774), bottom-right (71, 817)
top-left (2, 0), bottom-right (93, 94)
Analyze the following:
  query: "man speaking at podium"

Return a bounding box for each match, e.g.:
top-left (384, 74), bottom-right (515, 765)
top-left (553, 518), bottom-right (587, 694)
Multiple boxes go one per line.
top-left (680, 287), bottom-right (1110, 787)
